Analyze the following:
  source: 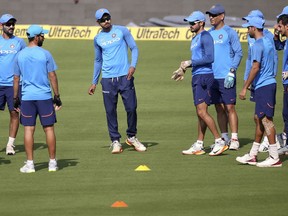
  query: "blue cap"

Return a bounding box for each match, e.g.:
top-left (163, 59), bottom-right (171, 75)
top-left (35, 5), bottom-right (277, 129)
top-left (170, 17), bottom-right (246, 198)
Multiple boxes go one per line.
top-left (206, 4), bottom-right (225, 15)
top-left (26, 25), bottom-right (49, 38)
top-left (242, 16), bottom-right (265, 29)
top-left (184, 11), bottom-right (206, 22)
top-left (0, 14), bottom-right (16, 24)
top-left (277, 6), bottom-right (288, 18)
top-left (242, 10), bottom-right (264, 20)
top-left (95, 8), bottom-right (110, 20)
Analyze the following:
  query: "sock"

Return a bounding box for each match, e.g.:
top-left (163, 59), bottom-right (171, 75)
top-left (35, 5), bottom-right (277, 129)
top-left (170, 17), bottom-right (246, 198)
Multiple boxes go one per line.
top-left (7, 137), bottom-right (15, 146)
top-left (269, 144), bottom-right (279, 160)
top-left (27, 160), bottom-right (34, 165)
top-left (231, 133), bottom-right (238, 140)
top-left (196, 140), bottom-right (204, 145)
top-left (249, 142), bottom-right (260, 157)
top-left (49, 158), bottom-right (56, 163)
top-left (215, 138), bottom-right (222, 143)
top-left (221, 133), bottom-right (229, 142)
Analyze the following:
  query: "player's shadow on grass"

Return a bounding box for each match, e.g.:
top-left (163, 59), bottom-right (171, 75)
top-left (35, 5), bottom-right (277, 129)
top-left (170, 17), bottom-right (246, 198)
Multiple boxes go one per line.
top-left (34, 158), bottom-right (79, 171)
top-left (0, 142), bottom-right (48, 154)
top-left (122, 141), bottom-right (158, 151)
top-left (0, 157), bottom-right (11, 165)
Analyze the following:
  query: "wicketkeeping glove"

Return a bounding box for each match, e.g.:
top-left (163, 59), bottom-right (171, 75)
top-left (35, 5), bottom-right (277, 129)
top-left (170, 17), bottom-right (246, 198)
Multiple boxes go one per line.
top-left (171, 67), bottom-right (185, 81)
top-left (13, 97), bottom-right (21, 109)
top-left (282, 71), bottom-right (288, 80)
top-left (53, 95), bottom-right (62, 107)
top-left (224, 72), bottom-right (235, 88)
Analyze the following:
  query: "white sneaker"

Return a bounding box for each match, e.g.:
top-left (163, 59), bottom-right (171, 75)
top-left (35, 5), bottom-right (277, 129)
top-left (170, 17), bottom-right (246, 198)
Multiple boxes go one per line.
top-left (256, 156), bottom-right (282, 168)
top-left (110, 140), bottom-right (123, 154)
top-left (48, 160), bottom-right (58, 172)
top-left (209, 139), bottom-right (227, 156)
top-left (125, 136), bottom-right (146, 152)
top-left (277, 133), bottom-right (287, 148)
top-left (278, 145), bottom-right (288, 155)
top-left (20, 162), bottom-right (35, 173)
top-left (182, 141), bottom-right (205, 155)
top-left (6, 144), bottom-right (15, 155)
top-left (236, 153), bottom-right (257, 165)
top-left (229, 139), bottom-right (240, 150)
top-left (259, 141), bottom-right (269, 152)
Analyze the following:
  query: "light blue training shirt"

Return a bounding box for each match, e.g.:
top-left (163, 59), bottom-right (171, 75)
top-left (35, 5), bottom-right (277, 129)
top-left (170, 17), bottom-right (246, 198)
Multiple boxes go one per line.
top-left (191, 30), bottom-right (214, 76)
top-left (93, 25), bottom-right (138, 84)
top-left (244, 29), bottom-right (278, 81)
top-left (208, 25), bottom-right (243, 79)
top-left (251, 36), bottom-right (276, 89)
top-left (0, 35), bottom-right (26, 86)
top-left (14, 46), bottom-right (58, 100)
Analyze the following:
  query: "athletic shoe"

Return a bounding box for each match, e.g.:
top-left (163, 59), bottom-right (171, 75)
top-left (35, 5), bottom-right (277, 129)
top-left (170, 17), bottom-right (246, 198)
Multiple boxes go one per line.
top-left (6, 144), bottom-right (15, 155)
top-left (125, 136), bottom-right (146, 152)
top-left (48, 160), bottom-right (58, 172)
top-left (20, 162), bottom-right (35, 173)
top-left (110, 140), bottom-right (123, 154)
top-left (277, 133), bottom-right (287, 148)
top-left (256, 157), bottom-right (282, 168)
top-left (278, 145), bottom-right (288, 155)
top-left (229, 139), bottom-right (240, 150)
top-left (236, 153), bottom-right (257, 165)
top-left (182, 141), bottom-right (205, 155)
top-left (209, 139), bottom-right (227, 156)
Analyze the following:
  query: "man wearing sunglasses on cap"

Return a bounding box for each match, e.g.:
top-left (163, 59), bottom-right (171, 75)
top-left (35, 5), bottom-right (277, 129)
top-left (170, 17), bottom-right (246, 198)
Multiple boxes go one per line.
top-left (172, 11), bottom-right (226, 156)
top-left (88, 8), bottom-right (146, 154)
top-left (206, 4), bottom-right (243, 151)
top-left (0, 14), bottom-right (26, 156)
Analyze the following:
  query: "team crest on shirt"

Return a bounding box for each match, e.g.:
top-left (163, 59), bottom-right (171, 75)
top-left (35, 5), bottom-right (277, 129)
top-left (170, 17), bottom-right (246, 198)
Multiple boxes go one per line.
top-left (218, 34), bottom-right (223, 39)
top-left (10, 44), bottom-right (15, 49)
top-left (112, 33), bottom-right (116, 38)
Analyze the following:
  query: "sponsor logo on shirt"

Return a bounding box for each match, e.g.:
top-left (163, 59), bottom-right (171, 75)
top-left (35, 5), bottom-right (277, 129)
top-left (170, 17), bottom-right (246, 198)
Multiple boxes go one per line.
top-left (0, 49), bottom-right (17, 54)
top-left (100, 34), bottom-right (120, 46)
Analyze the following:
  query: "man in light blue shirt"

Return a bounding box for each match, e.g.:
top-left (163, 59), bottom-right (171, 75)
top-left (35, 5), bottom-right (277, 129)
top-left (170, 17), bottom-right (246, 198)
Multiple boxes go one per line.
top-left (172, 11), bottom-right (227, 156)
top-left (237, 17), bottom-right (281, 168)
top-left (0, 14), bottom-right (26, 155)
top-left (88, 8), bottom-right (146, 153)
top-left (14, 25), bottom-right (62, 173)
top-left (206, 4), bottom-right (243, 150)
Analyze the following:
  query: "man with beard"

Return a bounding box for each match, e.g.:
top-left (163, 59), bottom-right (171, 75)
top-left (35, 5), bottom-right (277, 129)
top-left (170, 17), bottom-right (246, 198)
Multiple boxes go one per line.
top-left (14, 25), bottom-right (62, 173)
top-left (88, 8), bottom-right (146, 153)
top-left (0, 14), bottom-right (26, 155)
top-left (171, 11), bottom-right (226, 156)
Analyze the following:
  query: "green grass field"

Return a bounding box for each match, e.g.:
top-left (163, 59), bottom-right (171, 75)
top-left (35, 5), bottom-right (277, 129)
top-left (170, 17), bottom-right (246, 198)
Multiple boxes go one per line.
top-left (0, 40), bottom-right (287, 216)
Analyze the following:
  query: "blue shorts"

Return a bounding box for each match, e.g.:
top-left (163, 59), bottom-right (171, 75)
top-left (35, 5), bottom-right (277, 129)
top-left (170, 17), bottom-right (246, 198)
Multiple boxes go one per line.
top-left (192, 73), bottom-right (214, 106)
top-left (0, 86), bottom-right (21, 111)
top-left (210, 79), bottom-right (236, 105)
top-left (20, 99), bottom-right (57, 126)
top-left (254, 83), bottom-right (276, 118)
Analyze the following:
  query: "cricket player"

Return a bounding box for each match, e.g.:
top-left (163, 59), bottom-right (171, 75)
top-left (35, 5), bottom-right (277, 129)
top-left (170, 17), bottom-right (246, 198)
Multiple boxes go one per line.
top-left (14, 25), bottom-right (62, 173)
top-left (0, 14), bottom-right (26, 155)
top-left (206, 4), bottom-right (243, 150)
top-left (88, 8), bottom-right (146, 153)
top-left (172, 11), bottom-right (227, 156)
top-left (237, 17), bottom-right (282, 168)
top-left (274, 14), bottom-right (288, 155)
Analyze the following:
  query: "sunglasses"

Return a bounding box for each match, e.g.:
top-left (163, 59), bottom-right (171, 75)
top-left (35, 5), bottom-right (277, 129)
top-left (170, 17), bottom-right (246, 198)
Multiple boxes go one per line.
top-left (99, 16), bottom-right (111, 23)
top-left (189, 21), bottom-right (201, 26)
top-left (4, 22), bottom-right (15, 27)
top-left (209, 13), bottom-right (222, 18)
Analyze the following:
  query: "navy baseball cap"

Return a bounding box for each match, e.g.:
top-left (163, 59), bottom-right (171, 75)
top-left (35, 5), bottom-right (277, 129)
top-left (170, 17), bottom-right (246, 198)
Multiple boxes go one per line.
top-left (206, 4), bottom-right (225, 15)
top-left (242, 10), bottom-right (264, 20)
top-left (242, 16), bottom-right (265, 29)
top-left (95, 8), bottom-right (110, 20)
top-left (26, 25), bottom-right (49, 38)
top-left (277, 6), bottom-right (288, 18)
top-left (0, 14), bottom-right (16, 24)
top-left (184, 11), bottom-right (206, 22)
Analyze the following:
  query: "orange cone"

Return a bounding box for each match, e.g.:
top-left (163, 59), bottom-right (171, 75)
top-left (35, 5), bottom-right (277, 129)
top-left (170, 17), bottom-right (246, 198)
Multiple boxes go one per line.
top-left (111, 201), bottom-right (128, 208)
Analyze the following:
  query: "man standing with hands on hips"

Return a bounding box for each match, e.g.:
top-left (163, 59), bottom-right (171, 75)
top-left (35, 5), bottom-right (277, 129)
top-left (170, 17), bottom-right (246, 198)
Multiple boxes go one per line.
top-left (88, 8), bottom-right (146, 154)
